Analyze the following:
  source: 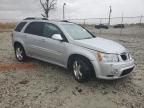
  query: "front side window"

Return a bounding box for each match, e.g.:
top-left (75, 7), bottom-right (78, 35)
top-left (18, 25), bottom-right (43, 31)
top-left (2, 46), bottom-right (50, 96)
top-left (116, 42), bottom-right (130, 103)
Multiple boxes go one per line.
top-left (43, 23), bottom-right (62, 38)
top-left (24, 22), bottom-right (44, 36)
top-left (61, 24), bottom-right (94, 40)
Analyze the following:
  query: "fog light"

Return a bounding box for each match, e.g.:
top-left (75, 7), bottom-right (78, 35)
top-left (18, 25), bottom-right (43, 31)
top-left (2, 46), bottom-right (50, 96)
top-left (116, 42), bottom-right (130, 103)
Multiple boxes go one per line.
top-left (112, 69), bottom-right (119, 74)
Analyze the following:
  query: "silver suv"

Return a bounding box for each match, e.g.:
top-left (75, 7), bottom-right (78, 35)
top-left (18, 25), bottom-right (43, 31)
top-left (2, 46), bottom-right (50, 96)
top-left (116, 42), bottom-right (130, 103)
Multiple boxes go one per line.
top-left (12, 18), bottom-right (135, 82)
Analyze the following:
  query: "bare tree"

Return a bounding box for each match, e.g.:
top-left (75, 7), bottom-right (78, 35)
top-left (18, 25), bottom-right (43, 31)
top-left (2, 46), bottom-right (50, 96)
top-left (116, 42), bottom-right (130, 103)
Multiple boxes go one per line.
top-left (40, 0), bottom-right (57, 19)
top-left (108, 6), bottom-right (112, 26)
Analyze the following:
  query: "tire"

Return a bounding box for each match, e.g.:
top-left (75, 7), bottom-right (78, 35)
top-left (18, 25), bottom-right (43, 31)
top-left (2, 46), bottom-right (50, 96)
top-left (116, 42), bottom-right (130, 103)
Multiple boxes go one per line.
top-left (14, 44), bottom-right (27, 62)
top-left (71, 57), bottom-right (91, 82)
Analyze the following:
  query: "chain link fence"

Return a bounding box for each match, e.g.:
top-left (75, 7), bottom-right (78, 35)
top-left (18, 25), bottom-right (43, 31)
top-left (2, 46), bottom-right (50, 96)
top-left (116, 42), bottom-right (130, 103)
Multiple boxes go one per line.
top-left (68, 16), bottom-right (144, 25)
top-left (68, 16), bottom-right (144, 36)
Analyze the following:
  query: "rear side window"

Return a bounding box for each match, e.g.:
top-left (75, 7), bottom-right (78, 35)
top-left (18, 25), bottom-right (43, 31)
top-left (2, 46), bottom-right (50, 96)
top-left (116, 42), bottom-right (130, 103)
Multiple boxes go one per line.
top-left (15, 22), bottom-right (27, 32)
top-left (24, 22), bottom-right (44, 36)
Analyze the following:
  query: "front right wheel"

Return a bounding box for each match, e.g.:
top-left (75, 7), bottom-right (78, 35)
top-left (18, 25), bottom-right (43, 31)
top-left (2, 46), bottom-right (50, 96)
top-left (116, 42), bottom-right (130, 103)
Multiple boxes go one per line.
top-left (71, 57), bottom-right (91, 82)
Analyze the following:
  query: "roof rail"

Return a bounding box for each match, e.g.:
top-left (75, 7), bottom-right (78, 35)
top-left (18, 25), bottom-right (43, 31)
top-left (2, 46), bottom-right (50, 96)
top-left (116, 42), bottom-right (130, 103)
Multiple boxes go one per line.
top-left (24, 17), bottom-right (48, 20)
top-left (60, 20), bottom-right (70, 22)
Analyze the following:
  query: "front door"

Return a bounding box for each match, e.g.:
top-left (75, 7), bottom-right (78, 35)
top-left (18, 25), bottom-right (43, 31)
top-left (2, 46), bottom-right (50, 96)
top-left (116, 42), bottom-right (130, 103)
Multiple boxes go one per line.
top-left (41, 23), bottom-right (67, 65)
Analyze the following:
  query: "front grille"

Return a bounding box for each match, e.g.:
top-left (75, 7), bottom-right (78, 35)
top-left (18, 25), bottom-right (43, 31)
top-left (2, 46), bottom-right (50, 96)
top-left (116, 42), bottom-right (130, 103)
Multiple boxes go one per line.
top-left (120, 67), bottom-right (134, 76)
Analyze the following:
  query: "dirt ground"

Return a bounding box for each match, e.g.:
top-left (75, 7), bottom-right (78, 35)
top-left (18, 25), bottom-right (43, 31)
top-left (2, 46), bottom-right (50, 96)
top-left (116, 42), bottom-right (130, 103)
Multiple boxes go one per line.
top-left (0, 26), bottom-right (144, 108)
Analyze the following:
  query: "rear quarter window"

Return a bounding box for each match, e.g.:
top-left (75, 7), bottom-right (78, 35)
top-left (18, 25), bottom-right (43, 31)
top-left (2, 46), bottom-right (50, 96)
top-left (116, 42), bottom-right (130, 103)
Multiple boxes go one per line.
top-left (15, 22), bottom-right (27, 32)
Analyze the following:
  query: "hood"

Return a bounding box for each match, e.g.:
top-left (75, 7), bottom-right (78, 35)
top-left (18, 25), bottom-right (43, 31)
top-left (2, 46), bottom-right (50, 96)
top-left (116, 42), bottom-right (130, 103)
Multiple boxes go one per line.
top-left (75, 37), bottom-right (127, 54)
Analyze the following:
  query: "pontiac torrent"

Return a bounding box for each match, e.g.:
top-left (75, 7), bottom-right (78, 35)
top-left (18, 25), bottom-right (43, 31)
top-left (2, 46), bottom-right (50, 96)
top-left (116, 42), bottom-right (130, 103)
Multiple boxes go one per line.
top-left (12, 18), bottom-right (135, 82)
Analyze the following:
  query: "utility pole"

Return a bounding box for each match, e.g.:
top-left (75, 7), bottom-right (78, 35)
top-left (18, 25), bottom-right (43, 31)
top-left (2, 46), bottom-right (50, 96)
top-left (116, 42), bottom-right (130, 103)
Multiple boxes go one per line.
top-left (63, 3), bottom-right (66, 20)
top-left (120, 13), bottom-right (124, 36)
top-left (140, 15), bottom-right (143, 25)
top-left (99, 18), bottom-right (102, 36)
top-left (108, 6), bottom-right (112, 26)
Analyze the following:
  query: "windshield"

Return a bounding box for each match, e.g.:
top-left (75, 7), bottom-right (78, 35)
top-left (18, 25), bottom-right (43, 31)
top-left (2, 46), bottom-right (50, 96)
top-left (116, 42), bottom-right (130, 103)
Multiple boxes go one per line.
top-left (61, 24), bottom-right (94, 40)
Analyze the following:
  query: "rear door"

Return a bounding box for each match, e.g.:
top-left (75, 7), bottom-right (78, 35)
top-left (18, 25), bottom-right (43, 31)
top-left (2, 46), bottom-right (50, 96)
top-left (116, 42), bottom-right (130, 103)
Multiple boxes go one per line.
top-left (24, 22), bottom-right (45, 58)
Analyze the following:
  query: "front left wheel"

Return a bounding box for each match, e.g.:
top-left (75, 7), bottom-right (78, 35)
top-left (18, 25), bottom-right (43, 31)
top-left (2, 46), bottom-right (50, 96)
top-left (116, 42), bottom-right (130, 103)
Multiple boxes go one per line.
top-left (71, 57), bottom-right (91, 82)
top-left (14, 44), bottom-right (27, 62)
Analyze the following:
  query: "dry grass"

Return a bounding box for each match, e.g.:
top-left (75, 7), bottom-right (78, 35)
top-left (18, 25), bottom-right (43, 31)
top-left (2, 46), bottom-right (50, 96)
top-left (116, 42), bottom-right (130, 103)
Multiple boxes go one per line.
top-left (0, 23), bottom-right (16, 30)
top-left (0, 63), bottom-right (37, 71)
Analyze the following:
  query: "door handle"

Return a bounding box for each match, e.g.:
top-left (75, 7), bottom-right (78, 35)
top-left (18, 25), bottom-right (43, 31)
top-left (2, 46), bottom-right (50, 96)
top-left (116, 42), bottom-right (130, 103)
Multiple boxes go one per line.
top-left (24, 35), bottom-right (27, 38)
top-left (41, 39), bottom-right (46, 42)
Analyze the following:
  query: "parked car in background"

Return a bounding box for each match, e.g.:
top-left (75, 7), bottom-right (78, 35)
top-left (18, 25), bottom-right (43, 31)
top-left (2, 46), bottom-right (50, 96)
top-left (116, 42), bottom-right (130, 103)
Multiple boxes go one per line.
top-left (113, 24), bottom-right (125, 28)
top-left (95, 24), bottom-right (109, 29)
top-left (12, 18), bottom-right (134, 82)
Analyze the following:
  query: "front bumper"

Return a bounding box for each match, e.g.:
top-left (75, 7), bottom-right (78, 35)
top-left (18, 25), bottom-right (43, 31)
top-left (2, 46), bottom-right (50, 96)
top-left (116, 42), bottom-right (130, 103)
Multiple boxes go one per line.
top-left (92, 59), bottom-right (135, 80)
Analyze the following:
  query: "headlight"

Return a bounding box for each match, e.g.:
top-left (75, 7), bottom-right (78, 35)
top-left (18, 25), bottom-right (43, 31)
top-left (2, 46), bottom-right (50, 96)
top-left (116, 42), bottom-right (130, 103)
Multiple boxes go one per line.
top-left (97, 52), bottom-right (119, 62)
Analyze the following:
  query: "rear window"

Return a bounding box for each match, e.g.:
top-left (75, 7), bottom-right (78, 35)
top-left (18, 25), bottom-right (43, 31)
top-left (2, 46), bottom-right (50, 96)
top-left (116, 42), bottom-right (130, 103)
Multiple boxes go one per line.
top-left (24, 22), bottom-right (44, 36)
top-left (15, 22), bottom-right (27, 32)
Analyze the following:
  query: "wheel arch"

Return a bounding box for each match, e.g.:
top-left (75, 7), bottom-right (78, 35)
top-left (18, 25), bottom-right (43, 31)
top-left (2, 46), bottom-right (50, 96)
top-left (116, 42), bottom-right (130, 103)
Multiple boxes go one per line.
top-left (14, 41), bottom-right (23, 48)
top-left (67, 54), bottom-right (96, 78)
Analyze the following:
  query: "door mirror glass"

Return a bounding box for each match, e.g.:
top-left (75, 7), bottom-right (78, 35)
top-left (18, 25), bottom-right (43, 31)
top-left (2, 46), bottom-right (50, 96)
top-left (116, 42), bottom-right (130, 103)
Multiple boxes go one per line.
top-left (52, 34), bottom-right (63, 41)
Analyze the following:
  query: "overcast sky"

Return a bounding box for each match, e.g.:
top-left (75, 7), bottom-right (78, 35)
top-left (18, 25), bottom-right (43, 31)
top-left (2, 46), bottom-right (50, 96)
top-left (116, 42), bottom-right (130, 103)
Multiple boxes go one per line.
top-left (0, 0), bottom-right (144, 20)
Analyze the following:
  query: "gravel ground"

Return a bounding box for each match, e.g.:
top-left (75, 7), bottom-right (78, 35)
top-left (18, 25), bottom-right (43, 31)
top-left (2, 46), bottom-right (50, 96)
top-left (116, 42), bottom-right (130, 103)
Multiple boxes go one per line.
top-left (0, 26), bottom-right (144, 108)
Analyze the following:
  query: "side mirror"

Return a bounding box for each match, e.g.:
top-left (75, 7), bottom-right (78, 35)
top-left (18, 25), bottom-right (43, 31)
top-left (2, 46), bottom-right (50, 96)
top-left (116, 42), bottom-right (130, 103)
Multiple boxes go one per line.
top-left (52, 34), bottom-right (63, 41)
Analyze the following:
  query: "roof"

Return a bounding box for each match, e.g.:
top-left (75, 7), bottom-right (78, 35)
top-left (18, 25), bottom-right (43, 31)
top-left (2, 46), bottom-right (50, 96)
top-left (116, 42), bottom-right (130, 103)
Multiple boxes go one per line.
top-left (23, 17), bottom-right (73, 24)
